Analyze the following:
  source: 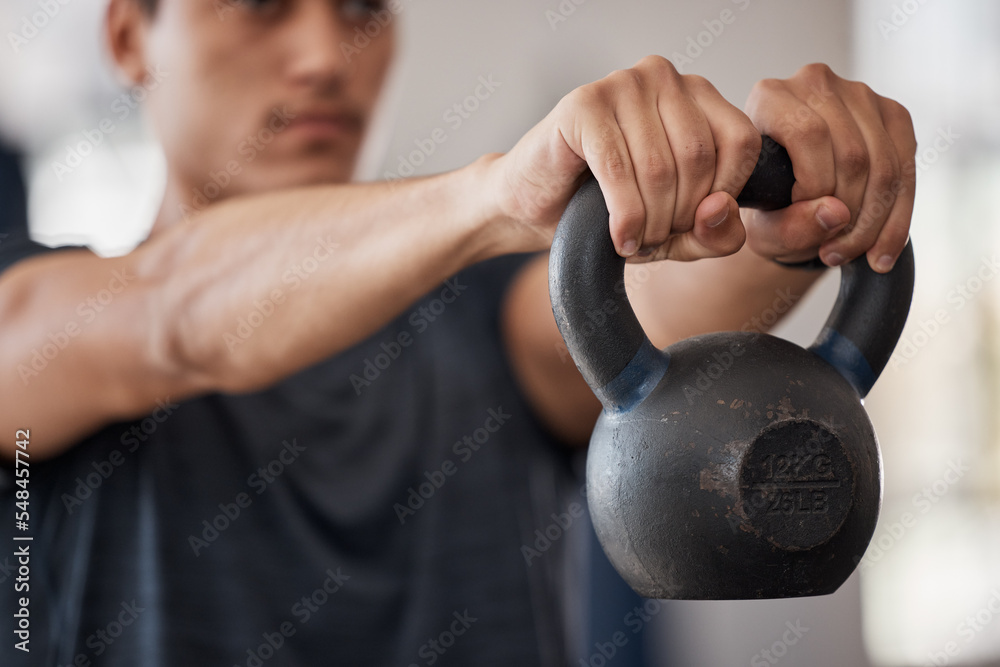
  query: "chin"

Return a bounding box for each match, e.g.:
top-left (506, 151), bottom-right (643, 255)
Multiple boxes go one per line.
top-left (251, 158), bottom-right (357, 190)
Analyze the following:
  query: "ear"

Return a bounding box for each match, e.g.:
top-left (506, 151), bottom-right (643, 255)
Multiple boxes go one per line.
top-left (106, 0), bottom-right (150, 86)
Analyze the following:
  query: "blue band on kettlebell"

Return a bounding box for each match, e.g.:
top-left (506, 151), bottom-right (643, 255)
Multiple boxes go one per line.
top-left (595, 339), bottom-right (670, 412)
top-left (809, 327), bottom-right (877, 397)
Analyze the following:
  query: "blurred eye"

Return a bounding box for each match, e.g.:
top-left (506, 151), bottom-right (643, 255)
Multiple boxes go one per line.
top-left (339, 0), bottom-right (387, 22)
top-left (237, 0), bottom-right (285, 16)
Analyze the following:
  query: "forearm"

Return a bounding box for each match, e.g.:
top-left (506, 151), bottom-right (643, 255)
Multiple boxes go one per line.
top-left (628, 244), bottom-right (825, 347)
top-left (151, 154), bottom-right (514, 393)
top-left (0, 154), bottom-right (518, 459)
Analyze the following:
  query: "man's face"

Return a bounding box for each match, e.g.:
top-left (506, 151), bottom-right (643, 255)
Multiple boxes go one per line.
top-left (136, 0), bottom-right (395, 205)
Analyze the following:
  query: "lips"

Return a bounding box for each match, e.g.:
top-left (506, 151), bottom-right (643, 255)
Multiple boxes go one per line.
top-left (286, 108), bottom-right (363, 140)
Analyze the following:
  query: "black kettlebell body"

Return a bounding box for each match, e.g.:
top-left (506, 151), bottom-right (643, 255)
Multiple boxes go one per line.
top-left (586, 332), bottom-right (881, 599)
top-left (550, 139), bottom-right (914, 599)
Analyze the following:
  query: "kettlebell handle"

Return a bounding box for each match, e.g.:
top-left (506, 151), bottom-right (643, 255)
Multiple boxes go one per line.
top-left (549, 136), bottom-right (915, 411)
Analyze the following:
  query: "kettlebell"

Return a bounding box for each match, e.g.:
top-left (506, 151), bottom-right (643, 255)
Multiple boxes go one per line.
top-left (549, 137), bottom-right (914, 599)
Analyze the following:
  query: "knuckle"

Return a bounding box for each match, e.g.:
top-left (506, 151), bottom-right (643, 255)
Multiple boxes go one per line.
top-left (888, 99), bottom-right (915, 131)
top-left (683, 73), bottom-right (713, 93)
top-left (789, 112), bottom-right (830, 147)
top-left (642, 224), bottom-right (671, 248)
top-left (677, 139), bottom-right (716, 175)
top-left (638, 54), bottom-right (674, 74)
top-left (838, 143), bottom-right (870, 180)
top-left (608, 68), bottom-right (644, 94)
top-left (888, 98), bottom-right (912, 122)
top-left (734, 124), bottom-right (763, 160)
top-left (560, 84), bottom-right (596, 110)
top-left (797, 62), bottom-right (836, 83)
top-left (847, 79), bottom-right (876, 100)
top-left (641, 150), bottom-right (676, 188)
top-left (614, 204), bottom-right (646, 234)
top-left (643, 235), bottom-right (670, 250)
top-left (886, 99), bottom-right (918, 147)
top-left (750, 77), bottom-right (785, 99)
top-left (601, 148), bottom-right (631, 182)
top-left (869, 155), bottom-right (899, 190)
top-left (729, 128), bottom-right (763, 184)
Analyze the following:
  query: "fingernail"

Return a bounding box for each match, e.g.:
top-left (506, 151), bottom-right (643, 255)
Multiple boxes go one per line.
top-left (707, 205), bottom-right (728, 228)
top-left (816, 205), bottom-right (844, 232)
top-left (876, 254), bottom-right (895, 272)
top-left (621, 239), bottom-right (638, 256)
top-left (825, 252), bottom-right (845, 267)
top-left (637, 247), bottom-right (655, 258)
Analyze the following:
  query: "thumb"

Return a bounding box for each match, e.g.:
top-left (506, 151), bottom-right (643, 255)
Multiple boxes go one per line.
top-left (634, 191), bottom-right (745, 263)
top-left (742, 196), bottom-right (851, 264)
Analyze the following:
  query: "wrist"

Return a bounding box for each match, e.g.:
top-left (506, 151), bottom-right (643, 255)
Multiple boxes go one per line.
top-left (464, 152), bottom-right (550, 260)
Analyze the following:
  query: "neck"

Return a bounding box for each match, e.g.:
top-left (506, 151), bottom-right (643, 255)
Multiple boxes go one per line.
top-left (150, 173), bottom-right (210, 237)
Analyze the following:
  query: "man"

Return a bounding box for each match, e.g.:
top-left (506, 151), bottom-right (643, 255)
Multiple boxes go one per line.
top-left (0, 0), bottom-right (915, 664)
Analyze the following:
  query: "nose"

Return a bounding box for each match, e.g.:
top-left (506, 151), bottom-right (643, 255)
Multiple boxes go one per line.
top-left (283, 1), bottom-right (354, 92)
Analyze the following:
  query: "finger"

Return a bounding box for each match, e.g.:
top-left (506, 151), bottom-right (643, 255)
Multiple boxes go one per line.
top-left (631, 192), bottom-right (745, 263)
top-left (803, 90), bottom-right (870, 234)
top-left (745, 79), bottom-right (836, 202)
top-left (862, 98), bottom-right (917, 272)
top-left (611, 78), bottom-right (678, 254)
top-left (655, 76), bottom-right (717, 236)
top-left (743, 196), bottom-right (850, 263)
top-left (819, 87), bottom-right (902, 264)
top-left (690, 77), bottom-right (762, 198)
top-left (570, 91), bottom-right (646, 257)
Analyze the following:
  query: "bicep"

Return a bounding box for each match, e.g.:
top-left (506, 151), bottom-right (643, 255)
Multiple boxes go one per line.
top-left (0, 249), bottom-right (182, 460)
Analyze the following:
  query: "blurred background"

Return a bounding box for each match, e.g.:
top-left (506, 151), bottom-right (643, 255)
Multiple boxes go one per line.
top-left (1, 0), bottom-right (998, 665)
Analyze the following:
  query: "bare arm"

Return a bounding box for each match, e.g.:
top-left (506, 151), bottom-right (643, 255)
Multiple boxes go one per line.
top-left (0, 157), bottom-right (523, 459)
